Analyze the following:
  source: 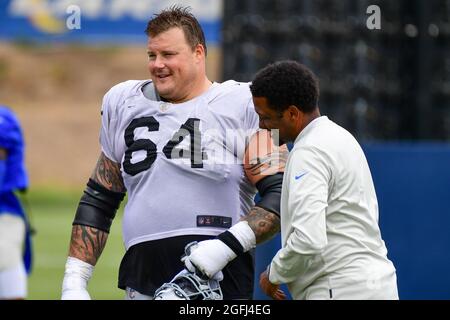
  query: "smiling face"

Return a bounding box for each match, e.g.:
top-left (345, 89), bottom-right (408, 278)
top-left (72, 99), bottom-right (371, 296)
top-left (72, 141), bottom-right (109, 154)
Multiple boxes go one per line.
top-left (147, 27), bottom-right (205, 103)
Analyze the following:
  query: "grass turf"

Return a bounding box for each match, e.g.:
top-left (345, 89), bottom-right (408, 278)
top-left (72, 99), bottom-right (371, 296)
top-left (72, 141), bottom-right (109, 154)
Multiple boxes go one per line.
top-left (26, 188), bottom-right (125, 300)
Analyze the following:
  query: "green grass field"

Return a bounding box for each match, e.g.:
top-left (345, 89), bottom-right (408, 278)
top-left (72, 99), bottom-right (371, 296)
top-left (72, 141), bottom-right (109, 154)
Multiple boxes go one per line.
top-left (26, 188), bottom-right (125, 300)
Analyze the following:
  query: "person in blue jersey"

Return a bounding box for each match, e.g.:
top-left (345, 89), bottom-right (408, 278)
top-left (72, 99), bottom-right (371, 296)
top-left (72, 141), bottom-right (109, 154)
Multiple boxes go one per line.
top-left (0, 105), bottom-right (32, 299)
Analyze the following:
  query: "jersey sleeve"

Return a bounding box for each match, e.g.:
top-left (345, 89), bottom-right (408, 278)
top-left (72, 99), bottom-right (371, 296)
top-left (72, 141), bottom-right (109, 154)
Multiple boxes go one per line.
top-left (99, 87), bottom-right (119, 162)
top-left (0, 106), bottom-right (28, 191)
top-left (0, 107), bottom-right (23, 150)
top-left (99, 81), bottom-right (137, 163)
top-left (242, 85), bottom-right (259, 132)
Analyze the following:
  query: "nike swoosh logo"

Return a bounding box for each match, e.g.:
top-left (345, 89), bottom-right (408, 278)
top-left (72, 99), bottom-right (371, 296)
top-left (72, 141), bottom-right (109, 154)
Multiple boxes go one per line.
top-left (295, 172), bottom-right (308, 180)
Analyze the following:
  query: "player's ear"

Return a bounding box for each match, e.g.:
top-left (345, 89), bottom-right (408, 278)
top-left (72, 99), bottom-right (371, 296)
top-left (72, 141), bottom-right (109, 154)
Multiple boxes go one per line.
top-left (194, 44), bottom-right (206, 61)
top-left (286, 105), bottom-right (300, 120)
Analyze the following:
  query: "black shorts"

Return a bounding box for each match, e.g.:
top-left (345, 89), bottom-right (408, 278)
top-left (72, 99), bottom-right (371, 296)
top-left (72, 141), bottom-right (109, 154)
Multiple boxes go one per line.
top-left (118, 235), bottom-right (255, 300)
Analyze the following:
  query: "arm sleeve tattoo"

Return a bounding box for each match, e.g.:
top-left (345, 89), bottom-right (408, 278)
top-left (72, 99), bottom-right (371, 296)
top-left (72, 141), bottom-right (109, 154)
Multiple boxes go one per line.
top-left (90, 152), bottom-right (126, 193)
top-left (242, 206), bottom-right (281, 245)
top-left (68, 152), bottom-right (124, 265)
top-left (69, 225), bottom-right (108, 266)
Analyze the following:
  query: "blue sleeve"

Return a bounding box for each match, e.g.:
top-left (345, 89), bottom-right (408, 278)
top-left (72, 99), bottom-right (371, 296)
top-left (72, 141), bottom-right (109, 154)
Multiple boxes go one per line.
top-left (0, 159), bottom-right (5, 188)
top-left (0, 107), bottom-right (23, 149)
top-left (0, 107), bottom-right (28, 191)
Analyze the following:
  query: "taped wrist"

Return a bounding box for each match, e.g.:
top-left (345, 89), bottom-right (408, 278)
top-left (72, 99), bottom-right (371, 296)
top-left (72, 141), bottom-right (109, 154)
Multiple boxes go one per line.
top-left (255, 173), bottom-right (283, 217)
top-left (217, 221), bottom-right (256, 256)
top-left (63, 257), bottom-right (94, 290)
top-left (73, 179), bottom-right (125, 233)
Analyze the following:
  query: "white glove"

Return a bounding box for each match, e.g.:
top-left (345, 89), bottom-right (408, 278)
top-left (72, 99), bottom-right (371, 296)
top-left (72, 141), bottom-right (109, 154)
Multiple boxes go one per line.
top-left (183, 240), bottom-right (236, 279)
top-left (61, 257), bottom-right (94, 300)
top-left (183, 221), bottom-right (256, 278)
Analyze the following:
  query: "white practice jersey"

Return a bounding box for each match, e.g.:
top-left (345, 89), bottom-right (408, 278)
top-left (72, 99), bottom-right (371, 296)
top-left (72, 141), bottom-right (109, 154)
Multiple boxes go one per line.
top-left (270, 116), bottom-right (397, 298)
top-left (100, 80), bottom-right (259, 249)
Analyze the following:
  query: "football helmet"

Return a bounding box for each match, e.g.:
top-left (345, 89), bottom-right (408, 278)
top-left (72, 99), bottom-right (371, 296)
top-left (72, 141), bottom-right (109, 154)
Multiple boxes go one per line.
top-left (153, 269), bottom-right (223, 300)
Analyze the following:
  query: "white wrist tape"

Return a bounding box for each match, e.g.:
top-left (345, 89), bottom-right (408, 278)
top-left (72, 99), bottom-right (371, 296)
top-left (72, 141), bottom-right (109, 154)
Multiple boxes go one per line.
top-left (187, 240), bottom-right (236, 278)
top-left (228, 221), bottom-right (256, 252)
top-left (62, 257), bottom-right (94, 290)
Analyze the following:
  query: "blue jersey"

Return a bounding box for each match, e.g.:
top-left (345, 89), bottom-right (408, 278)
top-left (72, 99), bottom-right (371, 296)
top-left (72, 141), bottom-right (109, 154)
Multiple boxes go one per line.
top-left (0, 106), bottom-right (28, 194)
top-left (0, 105), bottom-right (32, 273)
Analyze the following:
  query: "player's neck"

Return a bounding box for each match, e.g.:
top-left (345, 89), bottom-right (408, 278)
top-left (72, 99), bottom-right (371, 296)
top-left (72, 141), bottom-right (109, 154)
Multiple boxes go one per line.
top-left (195, 76), bottom-right (213, 97)
top-left (171, 76), bottom-right (212, 104)
top-left (292, 109), bottom-right (321, 141)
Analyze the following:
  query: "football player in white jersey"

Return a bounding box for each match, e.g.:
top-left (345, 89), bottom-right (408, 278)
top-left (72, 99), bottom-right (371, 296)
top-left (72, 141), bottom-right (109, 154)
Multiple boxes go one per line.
top-left (251, 61), bottom-right (399, 300)
top-left (61, 6), bottom-right (288, 300)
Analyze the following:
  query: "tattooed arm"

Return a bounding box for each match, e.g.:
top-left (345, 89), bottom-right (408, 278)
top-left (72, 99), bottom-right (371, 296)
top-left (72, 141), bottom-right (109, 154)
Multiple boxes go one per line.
top-left (69, 225), bottom-right (107, 266)
top-left (242, 129), bottom-right (288, 244)
top-left (62, 153), bottom-right (125, 299)
top-left (90, 152), bottom-right (126, 193)
top-left (68, 152), bottom-right (125, 264)
top-left (242, 206), bottom-right (281, 245)
top-left (68, 152), bottom-right (125, 265)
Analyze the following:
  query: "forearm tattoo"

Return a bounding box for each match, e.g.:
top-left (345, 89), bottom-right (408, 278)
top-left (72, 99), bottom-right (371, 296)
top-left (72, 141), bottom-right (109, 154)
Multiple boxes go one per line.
top-left (91, 153), bottom-right (125, 193)
top-left (243, 206), bottom-right (281, 245)
top-left (69, 225), bottom-right (108, 266)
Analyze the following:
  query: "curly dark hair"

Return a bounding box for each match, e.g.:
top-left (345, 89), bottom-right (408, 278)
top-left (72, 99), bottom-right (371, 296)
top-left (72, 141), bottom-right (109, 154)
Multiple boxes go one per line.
top-left (250, 60), bottom-right (319, 113)
top-left (145, 5), bottom-right (207, 56)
